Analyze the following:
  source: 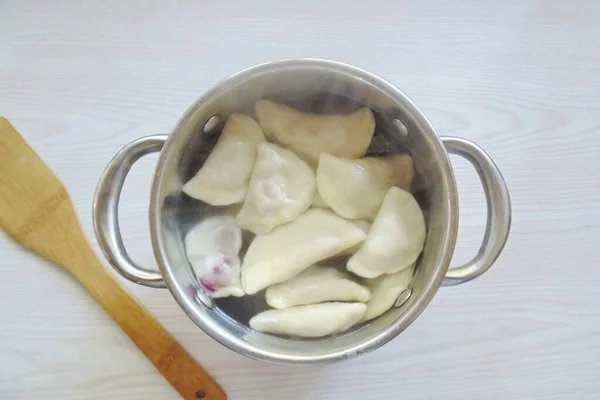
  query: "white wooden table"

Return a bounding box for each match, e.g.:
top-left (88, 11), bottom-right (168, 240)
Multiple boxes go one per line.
top-left (1, 1), bottom-right (599, 399)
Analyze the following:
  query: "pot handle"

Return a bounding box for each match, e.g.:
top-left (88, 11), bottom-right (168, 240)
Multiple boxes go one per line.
top-left (441, 136), bottom-right (511, 286)
top-left (93, 135), bottom-right (168, 288)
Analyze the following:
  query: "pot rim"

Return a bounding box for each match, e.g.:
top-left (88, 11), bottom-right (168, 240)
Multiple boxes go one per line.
top-left (149, 58), bottom-right (459, 364)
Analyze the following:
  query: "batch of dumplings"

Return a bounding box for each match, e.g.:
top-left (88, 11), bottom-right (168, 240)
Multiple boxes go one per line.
top-left (182, 100), bottom-right (426, 338)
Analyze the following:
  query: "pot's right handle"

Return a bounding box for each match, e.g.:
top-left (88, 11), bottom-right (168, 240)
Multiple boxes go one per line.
top-left (93, 135), bottom-right (168, 288)
top-left (441, 136), bottom-right (511, 286)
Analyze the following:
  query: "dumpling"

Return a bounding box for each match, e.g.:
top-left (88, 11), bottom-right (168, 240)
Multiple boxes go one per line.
top-left (250, 302), bottom-right (366, 337)
top-left (185, 215), bottom-right (244, 298)
top-left (265, 265), bottom-right (371, 309)
top-left (363, 263), bottom-right (415, 321)
top-left (183, 114), bottom-right (265, 205)
top-left (347, 187), bottom-right (426, 278)
top-left (254, 100), bottom-right (375, 167)
top-left (241, 209), bottom-right (366, 294)
top-left (317, 153), bottom-right (414, 220)
top-left (236, 143), bottom-right (315, 234)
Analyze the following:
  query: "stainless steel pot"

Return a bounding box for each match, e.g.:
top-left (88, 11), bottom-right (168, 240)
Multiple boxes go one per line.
top-left (93, 59), bottom-right (511, 364)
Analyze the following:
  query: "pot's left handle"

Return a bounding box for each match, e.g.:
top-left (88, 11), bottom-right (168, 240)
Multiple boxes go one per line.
top-left (93, 135), bottom-right (168, 288)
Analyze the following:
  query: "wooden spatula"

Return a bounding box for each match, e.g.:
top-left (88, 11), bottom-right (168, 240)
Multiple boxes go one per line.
top-left (0, 117), bottom-right (227, 400)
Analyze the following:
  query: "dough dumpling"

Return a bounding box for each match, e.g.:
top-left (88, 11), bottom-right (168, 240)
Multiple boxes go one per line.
top-left (183, 114), bottom-right (265, 205)
top-left (347, 187), bottom-right (426, 278)
top-left (236, 143), bottom-right (315, 234)
top-left (254, 100), bottom-right (375, 167)
top-left (265, 265), bottom-right (371, 309)
top-left (363, 263), bottom-right (415, 321)
top-left (250, 302), bottom-right (366, 337)
top-left (317, 153), bottom-right (414, 220)
top-left (185, 215), bottom-right (244, 298)
top-left (241, 209), bottom-right (366, 294)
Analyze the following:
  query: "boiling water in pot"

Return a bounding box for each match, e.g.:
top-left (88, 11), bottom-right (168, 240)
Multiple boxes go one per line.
top-left (172, 89), bottom-right (429, 334)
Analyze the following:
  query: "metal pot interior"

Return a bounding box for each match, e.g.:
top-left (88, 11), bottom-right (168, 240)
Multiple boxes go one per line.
top-left (150, 59), bottom-right (457, 363)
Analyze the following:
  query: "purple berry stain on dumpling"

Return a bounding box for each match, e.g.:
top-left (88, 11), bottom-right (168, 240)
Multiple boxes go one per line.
top-left (185, 216), bottom-right (245, 298)
top-left (198, 255), bottom-right (234, 293)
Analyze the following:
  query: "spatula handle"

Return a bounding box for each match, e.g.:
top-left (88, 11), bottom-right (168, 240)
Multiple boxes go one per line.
top-left (71, 248), bottom-right (227, 400)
